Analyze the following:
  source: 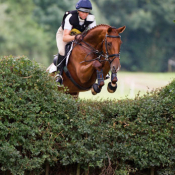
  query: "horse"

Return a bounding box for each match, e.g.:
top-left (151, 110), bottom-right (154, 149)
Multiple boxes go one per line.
top-left (47, 24), bottom-right (126, 97)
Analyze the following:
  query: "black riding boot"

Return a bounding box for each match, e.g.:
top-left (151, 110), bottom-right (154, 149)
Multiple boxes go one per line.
top-left (54, 54), bottom-right (65, 85)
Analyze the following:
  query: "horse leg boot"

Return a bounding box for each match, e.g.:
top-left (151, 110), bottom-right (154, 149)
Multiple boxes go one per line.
top-left (54, 54), bottom-right (65, 85)
top-left (97, 69), bottom-right (104, 88)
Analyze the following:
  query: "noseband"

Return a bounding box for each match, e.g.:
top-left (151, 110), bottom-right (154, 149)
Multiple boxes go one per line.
top-left (75, 33), bottom-right (121, 64)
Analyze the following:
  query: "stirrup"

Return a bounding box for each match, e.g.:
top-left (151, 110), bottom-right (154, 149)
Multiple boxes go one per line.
top-left (55, 74), bottom-right (63, 86)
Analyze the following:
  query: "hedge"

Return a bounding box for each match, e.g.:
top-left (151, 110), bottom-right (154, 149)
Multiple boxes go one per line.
top-left (0, 56), bottom-right (174, 175)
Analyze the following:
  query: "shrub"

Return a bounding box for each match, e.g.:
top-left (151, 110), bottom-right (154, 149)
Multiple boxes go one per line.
top-left (0, 56), bottom-right (174, 175)
top-left (0, 56), bottom-right (78, 174)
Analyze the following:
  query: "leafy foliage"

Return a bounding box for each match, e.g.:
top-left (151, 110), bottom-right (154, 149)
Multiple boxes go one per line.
top-left (0, 56), bottom-right (77, 174)
top-left (0, 56), bottom-right (175, 174)
top-left (0, 0), bottom-right (50, 66)
top-left (96, 0), bottom-right (175, 71)
top-left (1, 0), bottom-right (175, 71)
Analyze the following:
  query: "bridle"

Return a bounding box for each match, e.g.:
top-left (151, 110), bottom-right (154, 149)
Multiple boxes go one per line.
top-left (102, 34), bottom-right (121, 64)
top-left (74, 32), bottom-right (121, 64)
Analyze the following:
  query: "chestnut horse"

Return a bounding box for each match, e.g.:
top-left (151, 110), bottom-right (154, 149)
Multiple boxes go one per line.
top-left (47, 24), bottom-right (126, 97)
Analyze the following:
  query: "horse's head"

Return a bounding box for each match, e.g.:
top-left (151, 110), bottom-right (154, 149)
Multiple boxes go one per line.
top-left (103, 26), bottom-right (126, 73)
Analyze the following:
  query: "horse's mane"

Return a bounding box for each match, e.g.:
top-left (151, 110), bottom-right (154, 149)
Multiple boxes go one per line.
top-left (89, 24), bottom-right (111, 32)
top-left (82, 24), bottom-right (111, 36)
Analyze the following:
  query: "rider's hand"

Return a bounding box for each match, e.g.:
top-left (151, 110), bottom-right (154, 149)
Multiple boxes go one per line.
top-left (75, 34), bottom-right (83, 42)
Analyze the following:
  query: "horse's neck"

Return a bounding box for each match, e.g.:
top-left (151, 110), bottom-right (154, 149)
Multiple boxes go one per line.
top-left (84, 27), bottom-right (107, 47)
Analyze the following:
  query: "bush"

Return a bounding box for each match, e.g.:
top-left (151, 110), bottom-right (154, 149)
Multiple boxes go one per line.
top-left (0, 56), bottom-right (174, 175)
top-left (76, 82), bottom-right (175, 174)
top-left (0, 56), bottom-right (78, 174)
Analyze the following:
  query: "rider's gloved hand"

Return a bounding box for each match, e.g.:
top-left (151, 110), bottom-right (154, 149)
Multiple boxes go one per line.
top-left (75, 34), bottom-right (83, 42)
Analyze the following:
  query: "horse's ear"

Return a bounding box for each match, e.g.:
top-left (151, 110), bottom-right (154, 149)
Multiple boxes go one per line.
top-left (107, 27), bottom-right (113, 33)
top-left (117, 26), bottom-right (126, 33)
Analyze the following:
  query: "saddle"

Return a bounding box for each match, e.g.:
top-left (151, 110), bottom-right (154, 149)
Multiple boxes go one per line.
top-left (65, 42), bottom-right (72, 57)
top-left (53, 42), bottom-right (73, 67)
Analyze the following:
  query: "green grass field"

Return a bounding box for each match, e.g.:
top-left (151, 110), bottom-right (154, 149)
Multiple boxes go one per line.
top-left (79, 72), bottom-right (175, 101)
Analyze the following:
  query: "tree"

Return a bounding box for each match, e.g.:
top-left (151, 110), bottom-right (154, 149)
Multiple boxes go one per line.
top-left (1, 0), bottom-right (175, 71)
top-left (95, 0), bottom-right (175, 71)
top-left (0, 0), bottom-right (51, 66)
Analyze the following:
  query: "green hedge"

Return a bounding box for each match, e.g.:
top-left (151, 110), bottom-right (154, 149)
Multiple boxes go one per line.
top-left (0, 56), bottom-right (174, 175)
top-left (0, 56), bottom-right (77, 174)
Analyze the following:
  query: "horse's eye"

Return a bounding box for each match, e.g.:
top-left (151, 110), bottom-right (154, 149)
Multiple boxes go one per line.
top-left (108, 42), bottom-right (112, 47)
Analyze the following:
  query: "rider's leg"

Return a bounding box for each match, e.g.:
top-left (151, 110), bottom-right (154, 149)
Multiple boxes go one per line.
top-left (56, 27), bottom-right (67, 56)
top-left (55, 54), bottom-right (65, 85)
top-left (55, 26), bottom-right (67, 85)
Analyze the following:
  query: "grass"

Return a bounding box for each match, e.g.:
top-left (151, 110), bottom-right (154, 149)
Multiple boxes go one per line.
top-left (79, 72), bottom-right (175, 101)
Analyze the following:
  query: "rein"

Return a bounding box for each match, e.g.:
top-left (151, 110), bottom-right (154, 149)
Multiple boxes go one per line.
top-left (74, 33), bottom-right (121, 64)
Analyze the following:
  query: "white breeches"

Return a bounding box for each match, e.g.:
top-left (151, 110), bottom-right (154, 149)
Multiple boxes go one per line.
top-left (56, 26), bottom-right (68, 56)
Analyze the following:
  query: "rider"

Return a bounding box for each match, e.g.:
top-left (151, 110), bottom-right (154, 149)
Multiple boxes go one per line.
top-left (55, 0), bottom-right (96, 85)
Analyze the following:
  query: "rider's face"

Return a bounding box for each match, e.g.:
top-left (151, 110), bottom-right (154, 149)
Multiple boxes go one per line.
top-left (78, 11), bottom-right (89, 20)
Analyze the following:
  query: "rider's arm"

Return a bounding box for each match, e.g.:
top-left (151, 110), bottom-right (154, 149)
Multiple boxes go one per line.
top-left (63, 29), bottom-right (76, 42)
top-left (63, 14), bottom-right (76, 42)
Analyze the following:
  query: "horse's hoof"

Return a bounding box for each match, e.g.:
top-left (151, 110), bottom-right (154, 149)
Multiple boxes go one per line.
top-left (91, 83), bottom-right (101, 95)
top-left (107, 82), bottom-right (117, 93)
top-left (91, 88), bottom-right (97, 95)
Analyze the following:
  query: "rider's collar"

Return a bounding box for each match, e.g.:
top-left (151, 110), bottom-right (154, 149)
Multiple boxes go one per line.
top-left (78, 16), bottom-right (85, 22)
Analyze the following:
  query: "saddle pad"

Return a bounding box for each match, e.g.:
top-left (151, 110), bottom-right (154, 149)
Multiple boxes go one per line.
top-left (47, 63), bottom-right (57, 73)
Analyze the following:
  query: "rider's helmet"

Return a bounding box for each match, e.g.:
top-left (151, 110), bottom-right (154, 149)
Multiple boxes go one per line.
top-left (75, 0), bottom-right (92, 13)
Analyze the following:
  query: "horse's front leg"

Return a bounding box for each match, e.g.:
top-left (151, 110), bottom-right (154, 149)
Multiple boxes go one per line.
top-left (107, 66), bottom-right (118, 93)
top-left (78, 60), bottom-right (103, 83)
top-left (78, 60), bottom-right (105, 94)
top-left (78, 61), bottom-right (95, 84)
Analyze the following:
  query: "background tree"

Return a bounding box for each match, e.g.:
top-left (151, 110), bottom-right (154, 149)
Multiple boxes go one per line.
top-left (95, 0), bottom-right (175, 71)
top-left (0, 0), bottom-right (50, 65)
top-left (0, 0), bottom-right (175, 71)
